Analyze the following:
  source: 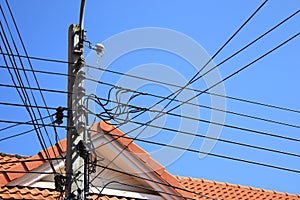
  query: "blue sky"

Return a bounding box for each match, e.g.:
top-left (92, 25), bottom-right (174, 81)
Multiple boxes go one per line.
top-left (0, 0), bottom-right (300, 195)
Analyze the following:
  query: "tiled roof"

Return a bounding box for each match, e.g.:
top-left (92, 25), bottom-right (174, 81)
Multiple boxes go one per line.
top-left (0, 186), bottom-right (60, 200)
top-left (177, 176), bottom-right (300, 200)
top-left (0, 186), bottom-right (134, 200)
top-left (0, 153), bottom-right (28, 171)
top-left (0, 139), bottom-right (66, 186)
top-left (1, 177), bottom-right (300, 200)
top-left (0, 121), bottom-right (299, 200)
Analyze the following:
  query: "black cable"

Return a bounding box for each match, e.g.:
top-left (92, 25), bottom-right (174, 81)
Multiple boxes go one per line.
top-left (146, 0), bottom-right (269, 123)
top-left (0, 65), bottom-right (71, 77)
top-left (186, 9), bottom-right (300, 88)
top-left (89, 97), bottom-right (300, 158)
top-left (160, 32), bottom-right (300, 129)
top-left (90, 95), bottom-right (300, 142)
top-left (0, 21), bottom-right (54, 168)
top-left (1, 78), bottom-right (299, 143)
top-left (91, 32), bottom-right (300, 179)
top-left (0, 119), bottom-right (67, 128)
top-left (0, 101), bottom-right (58, 110)
top-left (0, 37), bottom-right (56, 172)
top-left (88, 80), bottom-right (300, 129)
top-left (0, 52), bottom-right (72, 64)
top-left (0, 83), bottom-right (69, 94)
top-left (2, 2), bottom-right (63, 166)
top-left (85, 65), bottom-right (300, 114)
top-left (96, 116), bottom-right (300, 158)
top-left (0, 170), bottom-right (59, 175)
top-left (2, 62), bottom-right (298, 129)
top-left (89, 129), bottom-right (300, 174)
top-left (0, 123), bottom-right (67, 142)
top-left (0, 112), bottom-right (54, 132)
top-left (0, 157), bottom-right (65, 165)
top-left (1, 63), bottom-right (299, 130)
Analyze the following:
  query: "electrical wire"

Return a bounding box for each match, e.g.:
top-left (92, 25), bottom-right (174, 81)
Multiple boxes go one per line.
top-left (0, 65), bottom-right (71, 77)
top-left (0, 52), bottom-right (72, 64)
top-left (89, 129), bottom-right (300, 174)
top-left (0, 112), bottom-right (54, 132)
top-left (90, 95), bottom-right (300, 142)
top-left (0, 42), bottom-right (56, 173)
top-left (2, 80), bottom-right (299, 134)
top-left (0, 170), bottom-right (59, 175)
top-left (0, 61), bottom-right (300, 131)
top-left (1, 63), bottom-right (299, 132)
top-left (0, 101), bottom-right (58, 110)
top-left (0, 119), bottom-right (67, 128)
top-left (88, 98), bottom-right (300, 158)
top-left (2, 2), bottom-right (64, 166)
top-left (0, 83), bottom-right (69, 94)
top-left (91, 31), bottom-right (300, 179)
top-left (0, 157), bottom-right (65, 165)
top-left (2, 62), bottom-right (299, 129)
top-left (0, 23), bottom-right (57, 173)
top-left (103, 116), bottom-right (300, 157)
top-left (87, 80), bottom-right (300, 129)
top-left (1, 80), bottom-right (299, 145)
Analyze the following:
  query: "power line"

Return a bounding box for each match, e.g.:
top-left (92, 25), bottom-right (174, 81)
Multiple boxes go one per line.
top-left (1, 79), bottom-right (299, 144)
top-left (0, 52), bottom-right (72, 64)
top-left (0, 18), bottom-right (57, 173)
top-left (0, 101), bottom-right (58, 110)
top-left (1, 63), bottom-right (299, 130)
top-left (151, 0), bottom-right (270, 121)
top-left (0, 83), bottom-right (69, 94)
top-left (0, 170), bottom-right (59, 175)
top-left (0, 157), bottom-right (65, 165)
top-left (89, 129), bottom-right (300, 174)
top-left (140, 32), bottom-right (300, 142)
top-left (3, 0), bottom-right (64, 171)
top-left (2, 62), bottom-right (299, 130)
top-left (91, 31), bottom-right (299, 179)
top-left (87, 78), bottom-right (300, 129)
top-left (0, 63), bottom-right (300, 131)
top-left (0, 112), bottom-right (54, 132)
top-left (3, 78), bottom-right (299, 134)
top-left (104, 117), bottom-right (300, 157)
top-left (0, 43), bottom-right (56, 172)
top-left (0, 119), bottom-right (68, 128)
top-left (0, 126), bottom-right (43, 142)
top-left (0, 65), bottom-right (71, 77)
top-left (91, 95), bottom-right (300, 142)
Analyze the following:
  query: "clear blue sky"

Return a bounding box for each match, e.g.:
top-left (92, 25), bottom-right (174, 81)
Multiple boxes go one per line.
top-left (0, 0), bottom-right (300, 195)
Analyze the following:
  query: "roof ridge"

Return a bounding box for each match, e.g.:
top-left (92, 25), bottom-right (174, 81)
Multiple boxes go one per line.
top-left (0, 152), bottom-right (29, 159)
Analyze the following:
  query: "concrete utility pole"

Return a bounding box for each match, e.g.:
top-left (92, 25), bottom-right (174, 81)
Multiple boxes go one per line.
top-left (65, 0), bottom-right (88, 199)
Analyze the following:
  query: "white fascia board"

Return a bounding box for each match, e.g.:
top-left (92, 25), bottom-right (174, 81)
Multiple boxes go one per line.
top-left (90, 186), bottom-right (163, 200)
top-left (7, 155), bottom-right (65, 188)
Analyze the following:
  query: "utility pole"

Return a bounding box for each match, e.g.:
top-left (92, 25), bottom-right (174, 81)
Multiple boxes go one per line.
top-left (65, 0), bottom-right (89, 199)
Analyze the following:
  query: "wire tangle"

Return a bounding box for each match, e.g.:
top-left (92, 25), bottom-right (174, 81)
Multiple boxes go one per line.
top-left (89, 87), bottom-right (148, 126)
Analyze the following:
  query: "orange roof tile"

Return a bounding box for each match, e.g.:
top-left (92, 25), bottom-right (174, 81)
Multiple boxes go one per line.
top-left (177, 176), bottom-right (300, 200)
top-left (0, 153), bottom-right (28, 171)
top-left (0, 186), bottom-right (136, 200)
top-left (0, 186), bottom-right (60, 200)
top-left (1, 121), bottom-right (299, 199)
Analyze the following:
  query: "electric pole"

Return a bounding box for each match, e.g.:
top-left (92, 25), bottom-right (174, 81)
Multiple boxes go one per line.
top-left (65, 0), bottom-right (89, 199)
